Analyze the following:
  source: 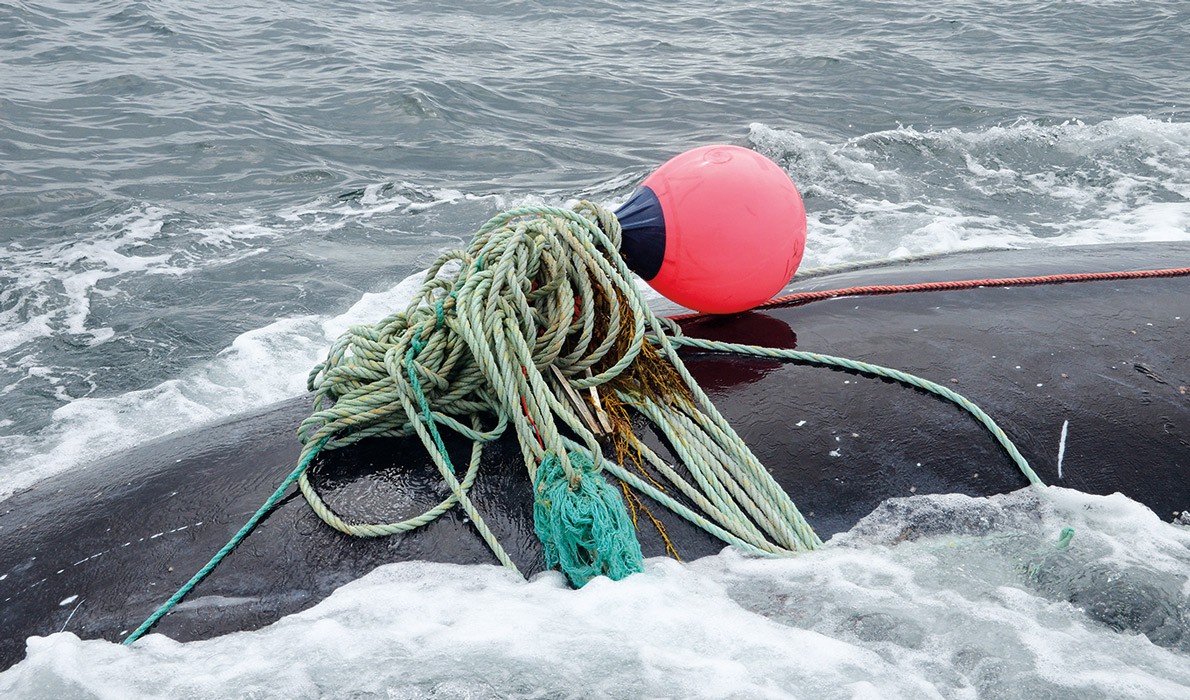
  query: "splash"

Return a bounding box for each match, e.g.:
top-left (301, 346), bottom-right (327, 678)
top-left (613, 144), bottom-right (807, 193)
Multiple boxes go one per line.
top-left (1, 489), bottom-right (1185, 699)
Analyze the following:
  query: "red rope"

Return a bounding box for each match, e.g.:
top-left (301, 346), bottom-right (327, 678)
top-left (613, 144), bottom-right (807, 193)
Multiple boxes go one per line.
top-left (668, 266), bottom-right (1190, 320)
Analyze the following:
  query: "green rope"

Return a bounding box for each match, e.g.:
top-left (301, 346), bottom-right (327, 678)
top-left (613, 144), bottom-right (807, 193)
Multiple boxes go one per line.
top-left (122, 436), bottom-right (330, 646)
top-left (665, 337), bottom-right (1042, 487)
top-left (534, 451), bottom-right (644, 586)
top-left (125, 201), bottom-right (1046, 640)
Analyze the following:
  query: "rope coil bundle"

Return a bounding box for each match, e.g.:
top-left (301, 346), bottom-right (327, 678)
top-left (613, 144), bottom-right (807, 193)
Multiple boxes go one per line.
top-left (296, 201), bottom-right (823, 585)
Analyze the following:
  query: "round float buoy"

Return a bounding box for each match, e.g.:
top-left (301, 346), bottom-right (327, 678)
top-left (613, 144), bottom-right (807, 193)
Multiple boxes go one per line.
top-left (615, 145), bottom-right (807, 314)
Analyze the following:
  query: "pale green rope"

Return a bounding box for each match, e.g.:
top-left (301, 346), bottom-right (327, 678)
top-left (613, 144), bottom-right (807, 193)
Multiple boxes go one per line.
top-left (665, 337), bottom-right (1042, 487)
top-left (125, 201), bottom-right (1043, 642)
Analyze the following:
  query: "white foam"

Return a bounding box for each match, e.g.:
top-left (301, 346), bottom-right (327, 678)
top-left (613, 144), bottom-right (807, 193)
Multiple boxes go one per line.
top-left (1, 489), bottom-right (1186, 699)
top-left (748, 117), bottom-right (1190, 267)
top-left (0, 207), bottom-right (171, 353)
top-left (0, 206), bottom-right (280, 355)
top-left (1059, 201), bottom-right (1190, 245)
top-left (0, 270), bottom-right (428, 500)
top-left (319, 270), bottom-right (429, 340)
top-left (278, 182), bottom-right (500, 233)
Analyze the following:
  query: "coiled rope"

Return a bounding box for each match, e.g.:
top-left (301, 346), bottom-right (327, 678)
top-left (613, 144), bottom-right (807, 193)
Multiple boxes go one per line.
top-left (293, 201), bottom-right (823, 563)
top-left (124, 201), bottom-right (1048, 644)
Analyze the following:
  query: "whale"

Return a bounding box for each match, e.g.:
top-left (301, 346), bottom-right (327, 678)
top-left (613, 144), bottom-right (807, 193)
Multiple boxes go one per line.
top-left (1, 241), bottom-right (1186, 671)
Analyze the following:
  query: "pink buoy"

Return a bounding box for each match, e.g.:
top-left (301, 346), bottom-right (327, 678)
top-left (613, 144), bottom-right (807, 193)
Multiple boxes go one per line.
top-left (615, 145), bottom-right (807, 314)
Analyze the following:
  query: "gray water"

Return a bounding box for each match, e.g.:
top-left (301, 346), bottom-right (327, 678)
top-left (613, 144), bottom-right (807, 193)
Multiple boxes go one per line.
top-left (1, 1), bottom-right (1189, 696)
top-left (2, 0), bottom-right (1188, 488)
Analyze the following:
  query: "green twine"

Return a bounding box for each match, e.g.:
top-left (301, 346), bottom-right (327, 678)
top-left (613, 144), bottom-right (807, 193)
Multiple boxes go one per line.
top-left (533, 451), bottom-right (644, 587)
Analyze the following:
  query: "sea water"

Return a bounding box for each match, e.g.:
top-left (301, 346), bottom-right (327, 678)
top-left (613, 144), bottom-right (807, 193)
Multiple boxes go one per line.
top-left (1, 0), bottom-right (1188, 696)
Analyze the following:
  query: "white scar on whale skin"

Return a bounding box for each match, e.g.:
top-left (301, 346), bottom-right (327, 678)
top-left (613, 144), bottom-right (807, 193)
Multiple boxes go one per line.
top-left (60, 598), bottom-right (84, 633)
top-left (1057, 420), bottom-right (1069, 479)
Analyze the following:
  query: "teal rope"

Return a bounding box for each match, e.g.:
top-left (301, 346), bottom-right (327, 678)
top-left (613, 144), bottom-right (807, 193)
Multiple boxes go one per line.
top-left (122, 436), bottom-right (331, 645)
top-left (407, 338), bottom-right (457, 471)
top-left (533, 451), bottom-right (644, 586)
top-left (402, 339), bottom-right (520, 573)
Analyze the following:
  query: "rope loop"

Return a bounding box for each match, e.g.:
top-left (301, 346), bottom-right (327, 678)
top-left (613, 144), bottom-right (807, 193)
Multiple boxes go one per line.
top-left (294, 201), bottom-right (831, 584)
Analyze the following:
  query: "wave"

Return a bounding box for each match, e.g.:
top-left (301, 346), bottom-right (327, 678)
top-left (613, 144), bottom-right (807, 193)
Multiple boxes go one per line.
top-left (748, 116), bottom-right (1190, 265)
top-left (2, 116), bottom-right (1186, 499)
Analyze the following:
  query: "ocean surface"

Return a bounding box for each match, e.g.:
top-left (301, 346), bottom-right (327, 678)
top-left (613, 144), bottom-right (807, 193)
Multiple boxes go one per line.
top-left (1, 0), bottom-right (1188, 697)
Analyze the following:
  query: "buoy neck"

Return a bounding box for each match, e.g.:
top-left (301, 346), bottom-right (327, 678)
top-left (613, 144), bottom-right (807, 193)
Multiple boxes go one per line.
top-left (614, 186), bottom-right (665, 280)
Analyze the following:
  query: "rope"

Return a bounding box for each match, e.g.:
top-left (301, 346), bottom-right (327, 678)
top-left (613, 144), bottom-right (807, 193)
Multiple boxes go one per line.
top-left (122, 436), bottom-right (330, 646)
top-left (698, 266), bottom-right (1190, 318)
top-left (124, 202), bottom-right (1070, 642)
top-left (665, 337), bottom-right (1042, 486)
top-left (290, 201), bottom-right (821, 570)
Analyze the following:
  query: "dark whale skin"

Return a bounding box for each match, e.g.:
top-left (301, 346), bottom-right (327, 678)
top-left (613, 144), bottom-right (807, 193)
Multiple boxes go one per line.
top-left (1, 242), bottom-right (1185, 670)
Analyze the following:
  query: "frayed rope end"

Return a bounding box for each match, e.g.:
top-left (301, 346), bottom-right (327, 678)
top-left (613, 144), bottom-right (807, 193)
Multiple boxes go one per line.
top-left (533, 451), bottom-right (644, 587)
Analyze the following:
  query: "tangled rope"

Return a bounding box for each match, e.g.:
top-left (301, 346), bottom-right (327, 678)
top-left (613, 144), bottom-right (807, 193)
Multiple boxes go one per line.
top-left (125, 201), bottom-right (1046, 644)
top-left (294, 201), bottom-right (822, 579)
